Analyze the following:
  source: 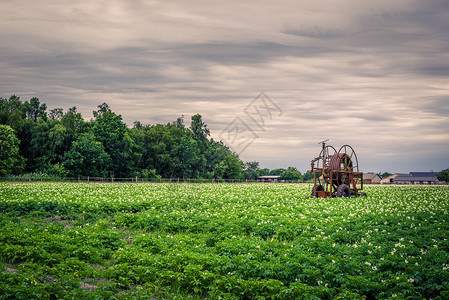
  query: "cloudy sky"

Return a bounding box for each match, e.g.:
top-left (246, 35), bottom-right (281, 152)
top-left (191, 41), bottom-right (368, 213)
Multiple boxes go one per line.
top-left (1, 0), bottom-right (448, 173)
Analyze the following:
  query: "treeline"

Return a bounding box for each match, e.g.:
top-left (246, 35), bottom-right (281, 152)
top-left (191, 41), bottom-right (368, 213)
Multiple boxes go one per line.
top-left (0, 95), bottom-right (308, 181)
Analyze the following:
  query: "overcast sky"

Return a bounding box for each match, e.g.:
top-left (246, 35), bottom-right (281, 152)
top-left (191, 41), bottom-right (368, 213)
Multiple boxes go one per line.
top-left (1, 0), bottom-right (448, 173)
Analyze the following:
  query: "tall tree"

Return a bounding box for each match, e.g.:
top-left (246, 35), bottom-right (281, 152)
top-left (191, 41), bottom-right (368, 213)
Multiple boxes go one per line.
top-left (179, 134), bottom-right (202, 178)
top-left (61, 107), bottom-right (85, 135)
top-left (63, 133), bottom-right (111, 177)
top-left (48, 123), bottom-right (67, 163)
top-left (92, 102), bottom-right (112, 119)
top-left (190, 114), bottom-right (210, 147)
top-left (202, 139), bottom-right (222, 178)
top-left (21, 118), bottom-right (50, 172)
top-left (92, 106), bottom-right (138, 177)
top-left (24, 97), bottom-right (47, 121)
top-left (188, 114), bottom-right (211, 176)
top-left (0, 95), bottom-right (27, 134)
top-left (48, 108), bottom-right (64, 121)
top-left (242, 161), bottom-right (260, 180)
top-left (219, 152), bottom-right (243, 179)
top-left (61, 106), bottom-right (86, 150)
top-left (0, 125), bottom-right (25, 176)
top-left (131, 119), bottom-right (187, 178)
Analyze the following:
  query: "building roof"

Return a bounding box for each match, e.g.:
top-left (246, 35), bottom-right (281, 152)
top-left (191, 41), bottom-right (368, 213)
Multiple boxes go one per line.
top-left (396, 173), bottom-right (412, 177)
top-left (393, 172), bottom-right (440, 182)
top-left (364, 173), bottom-right (381, 180)
top-left (394, 176), bottom-right (438, 182)
top-left (410, 172), bottom-right (439, 177)
top-left (258, 176), bottom-right (280, 179)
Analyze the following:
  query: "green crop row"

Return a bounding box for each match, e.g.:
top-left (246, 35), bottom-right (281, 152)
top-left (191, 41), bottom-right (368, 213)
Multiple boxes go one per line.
top-left (0, 183), bottom-right (448, 299)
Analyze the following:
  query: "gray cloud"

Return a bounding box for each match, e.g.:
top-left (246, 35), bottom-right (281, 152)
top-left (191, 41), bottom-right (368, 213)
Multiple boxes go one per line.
top-left (1, 0), bottom-right (448, 172)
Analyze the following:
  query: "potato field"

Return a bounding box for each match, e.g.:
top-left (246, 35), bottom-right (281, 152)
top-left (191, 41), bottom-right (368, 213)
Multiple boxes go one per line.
top-left (0, 183), bottom-right (448, 299)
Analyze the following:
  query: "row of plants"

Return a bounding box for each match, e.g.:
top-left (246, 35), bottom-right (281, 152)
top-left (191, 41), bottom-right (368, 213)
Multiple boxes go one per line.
top-left (1, 183), bottom-right (448, 299)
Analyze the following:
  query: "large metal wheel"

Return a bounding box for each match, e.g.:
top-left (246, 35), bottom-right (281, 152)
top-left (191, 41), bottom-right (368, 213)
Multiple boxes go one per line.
top-left (336, 184), bottom-right (350, 198)
top-left (316, 145), bottom-right (337, 169)
top-left (337, 145), bottom-right (359, 172)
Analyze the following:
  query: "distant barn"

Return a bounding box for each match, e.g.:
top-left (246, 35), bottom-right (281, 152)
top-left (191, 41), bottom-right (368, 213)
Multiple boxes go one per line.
top-left (394, 172), bottom-right (441, 185)
top-left (380, 172), bottom-right (442, 185)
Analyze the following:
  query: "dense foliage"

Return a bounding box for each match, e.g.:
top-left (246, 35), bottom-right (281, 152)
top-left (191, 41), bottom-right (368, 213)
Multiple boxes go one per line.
top-left (0, 96), bottom-right (244, 179)
top-left (438, 169), bottom-right (449, 184)
top-left (1, 183), bottom-right (448, 299)
top-left (1, 95), bottom-right (444, 181)
top-left (0, 125), bottom-right (24, 176)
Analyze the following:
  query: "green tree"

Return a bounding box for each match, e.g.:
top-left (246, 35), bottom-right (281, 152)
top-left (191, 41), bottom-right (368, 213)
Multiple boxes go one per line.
top-left (179, 135), bottom-right (203, 178)
top-left (48, 108), bottom-right (63, 120)
top-left (24, 97), bottom-right (47, 121)
top-left (61, 107), bottom-right (85, 134)
top-left (190, 113), bottom-right (210, 143)
top-left (48, 123), bottom-right (67, 163)
top-left (1, 96), bottom-right (247, 179)
top-left (0, 125), bottom-right (25, 176)
top-left (302, 171), bottom-right (314, 182)
top-left (92, 106), bottom-right (138, 177)
top-left (259, 168), bottom-right (270, 176)
top-left (63, 133), bottom-right (111, 177)
top-left (203, 140), bottom-right (229, 179)
top-left (23, 118), bottom-right (50, 172)
top-left (280, 167), bottom-right (302, 181)
top-left (61, 106), bottom-right (87, 152)
top-left (92, 102), bottom-right (112, 119)
top-left (437, 169), bottom-right (449, 184)
top-left (20, 107), bottom-right (74, 174)
top-left (270, 168), bottom-right (286, 176)
top-left (0, 95), bottom-right (27, 134)
top-left (130, 115), bottom-right (244, 180)
top-left (131, 122), bottom-right (184, 178)
top-left (242, 161), bottom-right (260, 180)
top-left (219, 152), bottom-right (243, 179)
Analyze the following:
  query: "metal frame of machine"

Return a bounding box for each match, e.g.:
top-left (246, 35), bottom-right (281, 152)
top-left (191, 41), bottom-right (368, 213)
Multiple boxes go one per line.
top-left (309, 140), bottom-right (365, 198)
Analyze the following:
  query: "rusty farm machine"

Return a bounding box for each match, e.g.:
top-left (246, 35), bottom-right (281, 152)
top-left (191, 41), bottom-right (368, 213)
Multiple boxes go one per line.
top-left (309, 140), bottom-right (366, 198)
